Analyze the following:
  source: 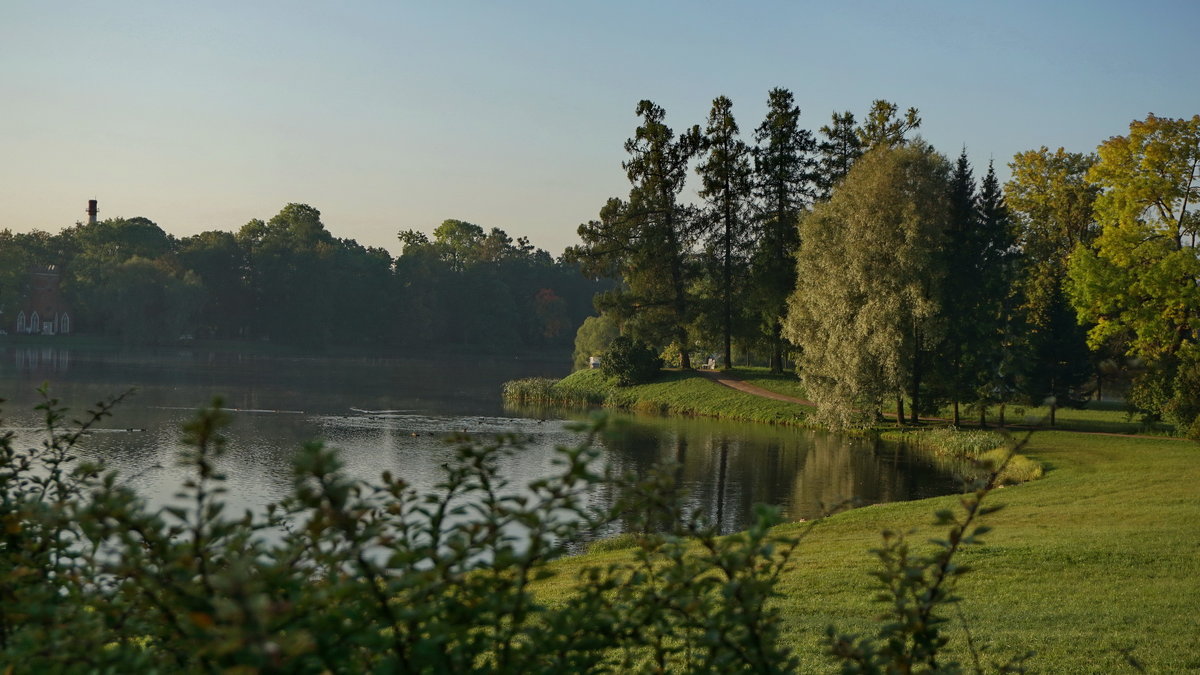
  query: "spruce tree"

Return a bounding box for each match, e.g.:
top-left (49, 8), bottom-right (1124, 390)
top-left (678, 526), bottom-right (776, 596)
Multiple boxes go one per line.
top-left (975, 160), bottom-right (1021, 425)
top-left (941, 150), bottom-right (981, 425)
top-left (816, 111), bottom-right (862, 200)
top-left (938, 151), bottom-right (1018, 425)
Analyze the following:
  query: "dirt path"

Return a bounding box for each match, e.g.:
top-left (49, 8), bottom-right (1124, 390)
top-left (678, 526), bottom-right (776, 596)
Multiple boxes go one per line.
top-left (698, 370), bottom-right (1187, 441)
top-left (698, 370), bottom-right (815, 405)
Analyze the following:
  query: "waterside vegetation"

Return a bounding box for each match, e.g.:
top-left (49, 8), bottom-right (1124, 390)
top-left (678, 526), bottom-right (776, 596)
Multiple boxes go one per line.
top-left (505, 368), bottom-right (1052, 487)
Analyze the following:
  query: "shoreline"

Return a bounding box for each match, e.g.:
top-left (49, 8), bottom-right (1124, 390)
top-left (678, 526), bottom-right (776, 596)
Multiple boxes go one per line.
top-left (521, 369), bottom-right (1199, 670)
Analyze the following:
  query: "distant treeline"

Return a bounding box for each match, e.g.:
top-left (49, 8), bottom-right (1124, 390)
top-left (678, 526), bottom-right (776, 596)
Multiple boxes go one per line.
top-left (0, 204), bottom-right (608, 350)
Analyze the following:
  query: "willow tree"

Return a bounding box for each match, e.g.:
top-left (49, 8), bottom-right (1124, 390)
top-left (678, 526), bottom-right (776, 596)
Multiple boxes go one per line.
top-left (784, 143), bottom-right (951, 428)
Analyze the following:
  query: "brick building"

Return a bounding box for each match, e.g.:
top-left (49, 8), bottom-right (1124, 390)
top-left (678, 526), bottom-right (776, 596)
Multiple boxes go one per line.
top-left (14, 266), bottom-right (72, 335)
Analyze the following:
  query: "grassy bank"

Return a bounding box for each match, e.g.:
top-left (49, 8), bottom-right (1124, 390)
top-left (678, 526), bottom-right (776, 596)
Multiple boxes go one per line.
top-left (505, 369), bottom-right (1053, 482)
top-left (542, 431), bottom-right (1200, 671)
top-left (511, 368), bottom-right (1198, 668)
top-left (505, 368), bottom-right (814, 426)
top-left (741, 367), bottom-right (1177, 436)
top-left (881, 426), bottom-right (1045, 484)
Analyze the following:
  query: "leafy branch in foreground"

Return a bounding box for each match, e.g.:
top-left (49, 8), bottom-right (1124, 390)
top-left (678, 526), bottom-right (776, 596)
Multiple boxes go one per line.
top-left (0, 397), bottom-right (811, 672)
top-left (1, 393), bottom-right (1036, 673)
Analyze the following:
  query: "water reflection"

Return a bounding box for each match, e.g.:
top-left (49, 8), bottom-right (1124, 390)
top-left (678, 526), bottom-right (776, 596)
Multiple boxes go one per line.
top-left (594, 415), bottom-right (957, 533)
top-left (12, 346), bottom-right (71, 374)
top-left (0, 347), bottom-right (961, 537)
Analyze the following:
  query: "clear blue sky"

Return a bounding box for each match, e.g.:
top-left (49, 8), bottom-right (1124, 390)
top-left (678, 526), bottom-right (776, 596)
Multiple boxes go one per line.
top-left (3, 1), bottom-right (1197, 256)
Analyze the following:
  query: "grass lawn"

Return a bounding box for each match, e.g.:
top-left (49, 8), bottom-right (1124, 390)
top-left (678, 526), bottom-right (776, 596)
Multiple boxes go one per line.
top-left (524, 369), bottom-right (1199, 671)
top-left (544, 431), bottom-right (1200, 672)
top-left (736, 367), bottom-right (1178, 436)
top-left (536, 368), bottom-right (814, 426)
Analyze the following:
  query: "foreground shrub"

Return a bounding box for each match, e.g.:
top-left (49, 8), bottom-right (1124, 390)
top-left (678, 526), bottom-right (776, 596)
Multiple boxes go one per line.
top-left (0, 394), bottom-right (800, 672)
top-left (0, 391), bottom-right (1028, 672)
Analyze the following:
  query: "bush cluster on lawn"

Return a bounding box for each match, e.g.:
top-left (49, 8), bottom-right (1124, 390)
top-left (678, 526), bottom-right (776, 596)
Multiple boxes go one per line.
top-left (600, 335), bottom-right (663, 386)
top-left (1, 392), bottom-right (1027, 673)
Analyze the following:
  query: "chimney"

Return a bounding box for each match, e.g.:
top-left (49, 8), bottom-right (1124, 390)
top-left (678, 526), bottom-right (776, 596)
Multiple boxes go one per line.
top-left (87, 199), bottom-right (98, 225)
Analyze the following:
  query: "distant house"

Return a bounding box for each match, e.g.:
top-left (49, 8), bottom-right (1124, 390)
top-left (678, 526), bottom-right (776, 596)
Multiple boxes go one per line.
top-left (14, 266), bottom-right (72, 336)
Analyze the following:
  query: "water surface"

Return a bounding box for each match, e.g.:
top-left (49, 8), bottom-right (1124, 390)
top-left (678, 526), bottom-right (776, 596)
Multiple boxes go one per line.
top-left (1, 345), bottom-right (960, 535)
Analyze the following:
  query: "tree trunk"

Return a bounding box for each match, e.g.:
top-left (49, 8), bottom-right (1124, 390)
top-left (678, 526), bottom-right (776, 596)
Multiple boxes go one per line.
top-left (769, 323), bottom-right (784, 374)
top-left (979, 405), bottom-right (986, 428)
top-left (999, 403), bottom-right (1006, 428)
top-left (952, 400), bottom-right (960, 427)
top-left (895, 394), bottom-right (905, 426)
top-left (910, 336), bottom-right (921, 425)
top-left (1048, 375), bottom-right (1056, 426)
top-left (723, 194), bottom-right (733, 371)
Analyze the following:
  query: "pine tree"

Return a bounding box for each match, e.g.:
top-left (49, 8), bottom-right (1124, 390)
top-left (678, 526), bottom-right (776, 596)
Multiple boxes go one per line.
top-left (857, 100), bottom-right (921, 150)
top-left (696, 96), bottom-right (754, 370)
top-left (751, 88), bottom-right (815, 372)
top-left (571, 101), bottom-right (702, 368)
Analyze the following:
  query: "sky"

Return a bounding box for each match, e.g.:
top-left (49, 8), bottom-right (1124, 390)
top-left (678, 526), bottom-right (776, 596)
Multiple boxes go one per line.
top-left (3, 0), bottom-right (1198, 257)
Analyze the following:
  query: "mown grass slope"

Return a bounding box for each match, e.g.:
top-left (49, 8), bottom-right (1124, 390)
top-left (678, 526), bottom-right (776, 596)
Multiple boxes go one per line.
top-left (543, 431), bottom-right (1199, 671)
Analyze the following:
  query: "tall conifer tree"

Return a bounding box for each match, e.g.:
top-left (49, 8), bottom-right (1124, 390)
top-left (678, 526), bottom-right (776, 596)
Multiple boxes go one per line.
top-left (940, 149), bottom-right (980, 425)
top-left (752, 88), bottom-right (815, 372)
top-left (816, 111), bottom-right (862, 200)
top-left (939, 152), bottom-right (1018, 425)
top-left (571, 101), bottom-right (701, 367)
top-left (975, 160), bottom-right (1021, 425)
top-left (697, 96), bottom-right (754, 369)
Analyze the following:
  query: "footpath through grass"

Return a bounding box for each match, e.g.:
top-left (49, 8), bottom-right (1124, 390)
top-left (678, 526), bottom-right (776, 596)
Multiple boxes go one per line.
top-left (516, 368), bottom-right (1200, 670)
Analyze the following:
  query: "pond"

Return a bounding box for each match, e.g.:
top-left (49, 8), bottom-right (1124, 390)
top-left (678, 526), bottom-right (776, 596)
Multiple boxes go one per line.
top-left (0, 344), bottom-right (961, 536)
